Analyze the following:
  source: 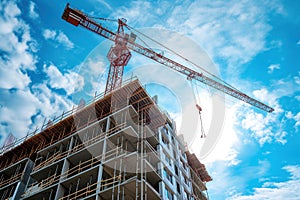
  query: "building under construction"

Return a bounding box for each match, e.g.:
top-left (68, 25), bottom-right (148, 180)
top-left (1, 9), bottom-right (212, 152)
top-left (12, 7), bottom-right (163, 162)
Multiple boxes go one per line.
top-left (0, 78), bottom-right (212, 200)
top-left (0, 1), bottom-right (277, 199)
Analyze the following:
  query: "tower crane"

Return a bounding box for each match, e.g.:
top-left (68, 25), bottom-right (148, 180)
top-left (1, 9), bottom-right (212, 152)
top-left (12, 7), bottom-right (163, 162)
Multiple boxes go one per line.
top-left (62, 4), bottom-right (274, 113)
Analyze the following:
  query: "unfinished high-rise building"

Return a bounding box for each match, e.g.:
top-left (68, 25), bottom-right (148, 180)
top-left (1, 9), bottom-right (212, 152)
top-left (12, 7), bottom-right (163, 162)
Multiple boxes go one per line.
top-left (0, 78), bottom-right (211, 200)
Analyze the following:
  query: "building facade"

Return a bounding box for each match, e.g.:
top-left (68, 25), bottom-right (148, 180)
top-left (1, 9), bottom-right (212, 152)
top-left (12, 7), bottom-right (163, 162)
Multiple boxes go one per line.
top-left (0, 78), bottom-right (209, 200)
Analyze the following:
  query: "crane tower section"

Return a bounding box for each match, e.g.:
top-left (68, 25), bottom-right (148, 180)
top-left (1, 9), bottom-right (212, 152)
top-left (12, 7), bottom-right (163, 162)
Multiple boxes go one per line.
top-left (62, 4), bottom-right (132, 94)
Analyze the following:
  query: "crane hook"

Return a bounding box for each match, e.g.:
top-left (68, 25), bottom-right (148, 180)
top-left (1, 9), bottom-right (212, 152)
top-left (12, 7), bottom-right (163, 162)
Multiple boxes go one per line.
top-left (196, 104), bottom-right (206, 138)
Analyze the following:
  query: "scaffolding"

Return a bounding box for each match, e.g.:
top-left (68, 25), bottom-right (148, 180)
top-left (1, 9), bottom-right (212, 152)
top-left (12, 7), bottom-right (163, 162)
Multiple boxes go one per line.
top-left (0, 78), bottom-right (210, 200)
top-left (0, 78), bottom-right (164, 169)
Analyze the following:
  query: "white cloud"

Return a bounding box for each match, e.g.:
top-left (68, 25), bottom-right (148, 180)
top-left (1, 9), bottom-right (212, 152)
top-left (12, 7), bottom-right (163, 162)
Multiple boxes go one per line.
top-left (0, 1), bottom-right (75, 146)
top-left (294, 72), bottom-right (300, 85)
top-left (56, 31), bottom-right (74, 49)
top-left (294, 112), bottom-right (300, 127)
top-left (267, 64), bottom-right (280, 74)
top-left (31, 83), bottom-right (74, 118)
top-left (70, 37), bottom-right (127, 98)
top-left (0, 0), bottom-right (36, 90)
top-left (164, 0), bottom-right (280, 75)
top-left (206, 161), bottom-right (242, 199)
top-left (113, 1), bottom-right (151, 24)
top-left (42, 29), bottom-right (74, 49)
top-left (83, 57), bottom-right (107, 94)
top-left (85, 57), bottom-right (106, 75)
top-left (240, 87), bottom-right (287, 145)
top-left (283, 111), bottom-right (300, 129)
top-left (0, 89), bottom-right (40, 138)
top-left (0, 83), bottom-right (74, 143)
top-left (44, 64), bottom-right (84, 95)
top-left (0, 0), bottom-right (38, 142)
top-left (96, 0), bottom-right (112, 11)
top-left (43, 29), bottom-right (56, 39)
top-left (29, 1), bottom-right (39, 19)
top-left (227, 165), bottom-right (300, 200)
top-left (207, 159), bottom-right (274, 199)
top-left (0, 65), bottom-right (31, 90)
top-left (71, 54), bottom-right (108, 99)
top-left (193, 96), bottom-right (241, 166)
top-left (112, 1), bottom-right (172, 27)
top-left (285, 111), bottom-right (294, 119)
top-left (238, 70), bottom-right (300, 144)
top-left (0, 0), bottom-right (20, 19)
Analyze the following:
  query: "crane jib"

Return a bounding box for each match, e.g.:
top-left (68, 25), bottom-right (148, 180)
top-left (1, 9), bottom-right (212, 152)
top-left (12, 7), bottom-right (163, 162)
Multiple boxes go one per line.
top-left (62, 4), bottom-right (274, 113)
top-left (126, 41), bottom-right (274, 113)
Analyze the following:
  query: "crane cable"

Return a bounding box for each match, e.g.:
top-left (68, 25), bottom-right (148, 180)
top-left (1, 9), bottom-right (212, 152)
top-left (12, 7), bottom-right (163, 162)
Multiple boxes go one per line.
top-left (125, 24), bottom-right (242, 93)
top-left (84, 17), bottom-right (244, 98)
top-left (87, 16), bottom-right (118, 22)
top-left (190, 80), bottom-right (206, 138)
top-left (90, 18), bottom-right (158, 55)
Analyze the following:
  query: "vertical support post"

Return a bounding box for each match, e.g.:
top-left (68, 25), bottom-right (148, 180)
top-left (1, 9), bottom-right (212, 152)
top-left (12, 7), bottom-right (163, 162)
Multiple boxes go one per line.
top-left (12, 159), bottom-right (34, 200)
top-left (96, 165), bottom-right (103, 200)
top-left (111, 161), bottom-right (117, 200)
top-left (140, 112), bottom-right (144, 200)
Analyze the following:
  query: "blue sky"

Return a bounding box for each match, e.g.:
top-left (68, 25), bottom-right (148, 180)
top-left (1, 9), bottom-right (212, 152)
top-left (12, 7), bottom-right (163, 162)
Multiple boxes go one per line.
top-left (0, 0), bottom-right (299, 199)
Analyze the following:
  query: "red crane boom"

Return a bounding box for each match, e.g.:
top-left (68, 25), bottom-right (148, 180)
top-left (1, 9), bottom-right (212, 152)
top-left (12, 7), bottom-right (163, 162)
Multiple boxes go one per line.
top-left (62, 4), bottom-right (274, 113)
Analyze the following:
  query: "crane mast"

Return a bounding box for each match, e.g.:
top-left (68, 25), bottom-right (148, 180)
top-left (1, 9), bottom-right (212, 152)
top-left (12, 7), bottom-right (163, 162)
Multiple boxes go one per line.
top-left (62, 4), bottom-right (274, 113)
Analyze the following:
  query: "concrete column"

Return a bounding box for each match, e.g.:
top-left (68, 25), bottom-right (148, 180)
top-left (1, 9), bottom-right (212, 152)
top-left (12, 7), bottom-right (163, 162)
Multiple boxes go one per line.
top-left (95, 165), bottom-right (103, 200)
top-left (14, 159), bottom-right (34, 200)
top-left (54, 158), bottom-right (70, 199)
top-left (54, 184), bottom-right (65, 200)
top-left (68, 136), bottom-right (74, 151)
top-left (60, 158), bottom-right (70, 181)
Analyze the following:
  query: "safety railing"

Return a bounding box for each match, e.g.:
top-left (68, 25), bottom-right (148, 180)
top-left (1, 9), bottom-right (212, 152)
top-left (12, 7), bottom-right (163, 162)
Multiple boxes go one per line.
top-left (0, 77), bottom-right (140, 156)
top-left (0, 172), bottom-right (24, 188)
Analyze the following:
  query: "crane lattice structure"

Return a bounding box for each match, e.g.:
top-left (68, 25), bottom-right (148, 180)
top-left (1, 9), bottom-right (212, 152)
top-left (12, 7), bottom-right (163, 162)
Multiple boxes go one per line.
top-left (62, 3), bottom-right (274, 113)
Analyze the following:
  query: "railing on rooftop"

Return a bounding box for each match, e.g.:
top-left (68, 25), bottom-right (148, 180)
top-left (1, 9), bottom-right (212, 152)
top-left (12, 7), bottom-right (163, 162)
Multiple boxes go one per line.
top-left (0, 77), bottom-right (140, 156)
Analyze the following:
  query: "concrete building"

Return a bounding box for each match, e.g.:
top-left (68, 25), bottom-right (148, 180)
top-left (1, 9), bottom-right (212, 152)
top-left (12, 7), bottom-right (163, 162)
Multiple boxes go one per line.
top-left (0, 78), bottom-right (211, 200)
